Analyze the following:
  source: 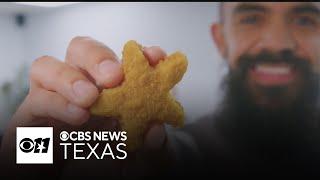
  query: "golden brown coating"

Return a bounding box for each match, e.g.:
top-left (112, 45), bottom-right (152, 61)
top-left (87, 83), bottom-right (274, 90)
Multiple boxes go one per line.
top-left (90, 40), bottom-right (188, 151)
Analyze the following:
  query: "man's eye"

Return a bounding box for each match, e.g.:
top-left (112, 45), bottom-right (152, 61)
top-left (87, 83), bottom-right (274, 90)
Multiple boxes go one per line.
top-left (239, 15), bottom-right (261, 25)
top-left (294, 16), bottom-right (317, 27)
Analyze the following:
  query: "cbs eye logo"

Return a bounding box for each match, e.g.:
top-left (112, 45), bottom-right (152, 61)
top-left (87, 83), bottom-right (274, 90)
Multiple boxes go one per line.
top-left (19, 138), bottom-right (50, 153)
top-left (16, 127), bottom-right (53, 164)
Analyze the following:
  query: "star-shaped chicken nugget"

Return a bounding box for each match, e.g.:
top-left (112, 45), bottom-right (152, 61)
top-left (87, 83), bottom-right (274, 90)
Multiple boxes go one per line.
top-left (90, 40), bottom-right (188, 151)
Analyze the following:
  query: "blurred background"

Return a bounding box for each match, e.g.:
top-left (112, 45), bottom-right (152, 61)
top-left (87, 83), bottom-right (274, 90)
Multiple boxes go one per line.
top-left (0, 2), bottom-right (226, 134)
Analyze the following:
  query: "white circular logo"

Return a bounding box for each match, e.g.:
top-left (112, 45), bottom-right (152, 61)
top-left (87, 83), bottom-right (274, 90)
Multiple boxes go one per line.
top-left (60, 131), bottom-right (69, 141)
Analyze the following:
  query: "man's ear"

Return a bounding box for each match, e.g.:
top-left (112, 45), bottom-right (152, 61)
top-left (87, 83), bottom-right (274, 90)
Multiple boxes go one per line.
top-left (211, 23), bottom-right (227, 58)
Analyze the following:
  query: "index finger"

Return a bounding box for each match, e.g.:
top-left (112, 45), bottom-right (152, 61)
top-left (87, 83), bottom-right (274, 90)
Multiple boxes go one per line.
top-left (65, 36), bottom-right (123, 88)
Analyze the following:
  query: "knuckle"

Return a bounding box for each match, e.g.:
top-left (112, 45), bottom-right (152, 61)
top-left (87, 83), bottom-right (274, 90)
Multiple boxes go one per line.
top-left (32, 55), bottom-right (53, 64)
top-left (24, 92), bottom-right (33, 104)
top-left (25, 90), bottom-right (44, 116)
top-left (68, 36), bottom-right (111, 59)
top-left (68, 36), bottom-right (93, 53)
top-left (67, 36), bottom-right (117, 65)
top-left (54, 65), bottom-right (70, 80)
top-left (71, 36), bottom-right (92, 43)
top-left (55, 65), bottom-right (86, 86)
top-left (30, 55), bottom-right (52, 79)
top-left (28, 88), bottom-right (45, 103)
top-left (23, 93), bottom-right (36, 115)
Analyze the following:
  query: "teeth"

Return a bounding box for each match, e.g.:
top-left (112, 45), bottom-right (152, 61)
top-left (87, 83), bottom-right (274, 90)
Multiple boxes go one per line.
top-left (255, 64), bottom-right (291, 75)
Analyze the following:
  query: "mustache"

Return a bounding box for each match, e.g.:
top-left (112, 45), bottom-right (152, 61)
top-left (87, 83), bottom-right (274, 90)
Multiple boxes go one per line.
top-left (223, 49), bottom-right (318, 110)
top-left (235, 50), bottom-right (312, 75)
top-left (218, 50), bottom-right (320, 136)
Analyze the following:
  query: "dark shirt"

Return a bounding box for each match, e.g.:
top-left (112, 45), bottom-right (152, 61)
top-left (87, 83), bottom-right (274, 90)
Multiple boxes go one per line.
top-left (167, 113), bottom-right (320, 176)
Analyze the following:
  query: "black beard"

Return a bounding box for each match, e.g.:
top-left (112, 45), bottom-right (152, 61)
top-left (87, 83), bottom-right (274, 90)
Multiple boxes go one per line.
top-left (214, 50), bottom-right (320, 157)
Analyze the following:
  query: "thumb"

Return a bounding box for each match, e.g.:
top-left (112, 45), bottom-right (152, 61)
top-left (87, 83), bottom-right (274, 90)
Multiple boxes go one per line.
top-left (143, 123), bottom-right (167, 151)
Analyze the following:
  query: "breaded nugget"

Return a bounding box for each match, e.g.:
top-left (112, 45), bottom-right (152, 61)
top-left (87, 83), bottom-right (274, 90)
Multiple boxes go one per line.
top-left (90, 40), bottom-right (188, 151)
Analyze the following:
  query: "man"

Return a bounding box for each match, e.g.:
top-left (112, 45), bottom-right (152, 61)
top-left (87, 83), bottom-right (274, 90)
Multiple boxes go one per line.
top-left (170, 2), bottom-right (320, 175)
top-left (1, 2), bottom-right (320, 177)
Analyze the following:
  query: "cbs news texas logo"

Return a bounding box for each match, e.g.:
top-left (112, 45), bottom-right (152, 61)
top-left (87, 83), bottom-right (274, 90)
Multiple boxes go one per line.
top-left (16, 127), bottom-right (128, 164)
top-left (16, 127), bottom-right (53, 164)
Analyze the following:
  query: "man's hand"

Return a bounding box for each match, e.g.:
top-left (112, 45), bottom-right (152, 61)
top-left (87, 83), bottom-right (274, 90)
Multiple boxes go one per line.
top-left (1, 36), bottom-right (168, 157)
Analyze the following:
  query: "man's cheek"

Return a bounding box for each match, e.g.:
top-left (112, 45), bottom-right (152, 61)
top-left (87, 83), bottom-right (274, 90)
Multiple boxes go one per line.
top-left (224, 42), bottom-right (239, 69)
top-left (226, 39), bottom-right (257, 69)
top-left (228, 48), bottom-right (246, 69)
top-left (312, 49), bottom-right (320, 74)
top-left (299, 37), bottom-right (320, 72)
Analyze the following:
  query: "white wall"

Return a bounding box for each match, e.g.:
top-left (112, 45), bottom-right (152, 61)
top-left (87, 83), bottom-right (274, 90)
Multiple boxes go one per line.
top-left (0, 14), bottom-right (25, 85)
top-left (23, 2), bottom-right (226, 123)
top-left (0, 14), bottom-right (27, 132)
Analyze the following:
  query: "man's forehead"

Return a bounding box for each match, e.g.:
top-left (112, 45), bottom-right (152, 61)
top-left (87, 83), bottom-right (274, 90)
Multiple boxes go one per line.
top-left (223, 2), bottom-right (320, 13)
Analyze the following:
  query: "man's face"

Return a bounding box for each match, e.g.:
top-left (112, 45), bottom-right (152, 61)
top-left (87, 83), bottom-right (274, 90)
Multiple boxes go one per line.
top-left (212, 2), bottom-right (320, 109)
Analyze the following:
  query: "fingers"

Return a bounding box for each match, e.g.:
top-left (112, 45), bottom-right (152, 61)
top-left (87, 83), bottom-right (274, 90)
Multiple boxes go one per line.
top-left (65, 36), bottom-right (123, 88)
top-left (65, 37), bottom-right (168, 89)
top-left (143, 46), bottom-right (167, 66)
top-left (24, 89), bottom-right (89, 125)
top-left (13, 37), bottom-right (169, 132)
top-left (30, 56), bottom-right (99, 108)
top-left (143, 124), bottom-right (167, 150)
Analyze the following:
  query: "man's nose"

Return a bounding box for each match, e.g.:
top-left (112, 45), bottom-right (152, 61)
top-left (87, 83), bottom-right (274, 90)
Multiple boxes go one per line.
top-left (256, 20), bottom-right (296, 52)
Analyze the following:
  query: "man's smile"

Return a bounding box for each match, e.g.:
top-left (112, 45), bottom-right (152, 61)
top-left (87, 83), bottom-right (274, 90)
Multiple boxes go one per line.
top-left (249, 63), bottom-right (298, 86)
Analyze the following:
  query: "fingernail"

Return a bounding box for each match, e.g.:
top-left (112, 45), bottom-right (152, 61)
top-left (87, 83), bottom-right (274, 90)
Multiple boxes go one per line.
top-left (99, 60), bottom-right (120, 75)
top-left (73, 80), bottom-right (97, 98)
top-left (98, 60), bottom-right (123, 87)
